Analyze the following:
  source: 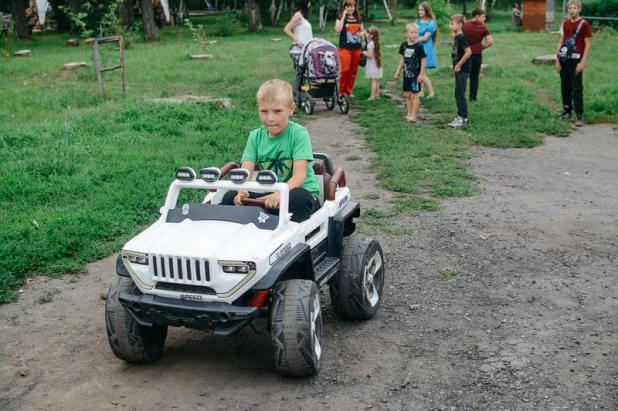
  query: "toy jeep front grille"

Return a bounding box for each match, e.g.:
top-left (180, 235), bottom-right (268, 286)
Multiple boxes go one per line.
top-left (151, 255), bottom-right (211, 283)
top-left (154, 282), bottom-right (216, 295)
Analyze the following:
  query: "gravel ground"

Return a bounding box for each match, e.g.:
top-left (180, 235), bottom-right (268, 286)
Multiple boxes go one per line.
top-left (1, 106), bottom-right (617, 411)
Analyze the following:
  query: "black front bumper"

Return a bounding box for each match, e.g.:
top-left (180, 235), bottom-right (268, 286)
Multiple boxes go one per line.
top-left (119, 293), bottom-right (260, 336)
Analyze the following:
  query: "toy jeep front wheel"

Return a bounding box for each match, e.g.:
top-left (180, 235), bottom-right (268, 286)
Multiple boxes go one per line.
top-left (105, 276), bottom-right (168, 363)
top-left (330, 236), bottom-right (385, 320)
top-left (270, 279), bottom-right (322, 377)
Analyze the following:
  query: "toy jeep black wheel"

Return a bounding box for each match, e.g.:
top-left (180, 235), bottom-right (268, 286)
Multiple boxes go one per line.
top-left (330, 236), bottom-right (385, 319)
top-left (105, 276), bottom-right (168, 363)
top-left (270, 279), bottom-right (322, 376)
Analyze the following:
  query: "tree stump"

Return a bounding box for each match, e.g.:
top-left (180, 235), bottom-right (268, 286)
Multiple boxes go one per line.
top-left (66, 39), bottom-right (79, 47)
top-left (532, 55), bottom-right (557, 65)
top-left (61, 62), bottom-right (90, 70)
top-left (144, 95), bottom-right (233, 108)
top-left (14, 50), bottom-right (32, 57)
top-left (190, 54), bottom-right (214, 60)
top-left (270, 38), bottom-right (282, 42)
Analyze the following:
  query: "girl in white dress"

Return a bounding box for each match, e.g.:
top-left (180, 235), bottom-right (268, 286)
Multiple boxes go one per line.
top-left (363, 26), bottom-right (383, 100)
top-left (284, 0), bottom-right (313, 49)
top-left (284, 0), bottom-right (313, 97)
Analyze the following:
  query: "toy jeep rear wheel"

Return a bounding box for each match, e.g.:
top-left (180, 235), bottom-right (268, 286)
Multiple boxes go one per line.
top-left (105, 276), bottom-right (168, 363)
top-left (270, 279), bottom-right (322, 377)
top-left (330, 236), bottom-right (385, 320)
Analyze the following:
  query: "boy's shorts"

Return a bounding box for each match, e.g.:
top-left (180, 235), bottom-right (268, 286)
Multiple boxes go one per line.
top-left (403, 77), bottom-right (422, 93)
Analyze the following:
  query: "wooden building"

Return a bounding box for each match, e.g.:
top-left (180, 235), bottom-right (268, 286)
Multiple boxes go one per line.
top-left (522, 0), bottom-right (547, 31)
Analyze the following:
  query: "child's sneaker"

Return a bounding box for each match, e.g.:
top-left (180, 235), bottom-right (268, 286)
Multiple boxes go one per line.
top-left (560, 112), bottom-right (572, 121)
top-left (447, 116), bottom-right (463, 128)
top-left (461, 118), bottom-right (470, 127)
top-left (575, 115), bottom-right (584, 127)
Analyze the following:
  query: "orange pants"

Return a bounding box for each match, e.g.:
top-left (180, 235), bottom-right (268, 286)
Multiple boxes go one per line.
top-left (339, 48), bottom-right (361, 96)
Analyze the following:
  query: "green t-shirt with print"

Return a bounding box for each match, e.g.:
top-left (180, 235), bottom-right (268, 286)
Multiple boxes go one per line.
top-left (242, 120), bottom-right (320, 198)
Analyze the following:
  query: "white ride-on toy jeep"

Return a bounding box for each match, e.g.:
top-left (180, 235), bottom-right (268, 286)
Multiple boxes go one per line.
top-left (105, 153), bottom-right (385, 376)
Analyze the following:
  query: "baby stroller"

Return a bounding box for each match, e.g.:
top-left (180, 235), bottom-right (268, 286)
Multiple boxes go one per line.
top-left (289, 38), bottom-right (349, 115)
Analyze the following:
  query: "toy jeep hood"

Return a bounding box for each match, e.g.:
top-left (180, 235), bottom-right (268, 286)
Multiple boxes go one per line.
top-left (124, 207), bottom-right (281, 262)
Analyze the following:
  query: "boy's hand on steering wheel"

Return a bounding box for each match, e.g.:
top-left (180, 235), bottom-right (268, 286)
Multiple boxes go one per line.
top-left (263, 192), bottom-right (281, 209)
top-left (234, 190), bottom-right (249, 206)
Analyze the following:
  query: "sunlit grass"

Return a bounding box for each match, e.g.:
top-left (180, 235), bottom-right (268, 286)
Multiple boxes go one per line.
top-left (0, 14), bottom-right (616, 301)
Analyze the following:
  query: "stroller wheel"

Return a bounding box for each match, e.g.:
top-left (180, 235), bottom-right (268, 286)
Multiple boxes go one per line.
top-left (293, 91), bottom-right (302, 110)
top-left (338, 94), bottom-right (350, 115)
top-left (303, 95), bottom-right (315, 115)
top-left (325, 93), bottom-right (336, 110)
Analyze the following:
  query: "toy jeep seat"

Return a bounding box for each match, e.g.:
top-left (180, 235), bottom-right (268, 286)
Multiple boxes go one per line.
top-left (312, 153), bottom-right (334, 205)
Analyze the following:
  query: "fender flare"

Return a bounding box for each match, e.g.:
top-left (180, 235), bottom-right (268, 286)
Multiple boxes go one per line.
top-left (251, 244), bottom-right (313, 290)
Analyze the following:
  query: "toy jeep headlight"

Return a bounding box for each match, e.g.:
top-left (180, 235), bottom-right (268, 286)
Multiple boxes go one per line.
top-left (175, 167), bottom-right (196, 181)
top-left (229, 168), bottom-right (250, 184)
top-left (219, 261), bottom-right (255, 274)
top-left (125, 252), bottom-right (149, 265)
top-left (256, 170), bottom-right (278, 185)
top-left (200, 167), bottom-right (221, 182)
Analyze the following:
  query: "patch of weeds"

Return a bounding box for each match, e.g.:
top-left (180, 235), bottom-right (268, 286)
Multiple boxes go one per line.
top-left (345, 155), bottom-right (361, 161)
top-left (437, 268), bottom-right (457, 279)
top-left (36, 287), bottom-right (62, 304)
top-left (10, 314), bottom-right (19, 325)
top-left (330, 142), bottom-right (342, 148)
top-left (365, 193), bottom-right (380, 200)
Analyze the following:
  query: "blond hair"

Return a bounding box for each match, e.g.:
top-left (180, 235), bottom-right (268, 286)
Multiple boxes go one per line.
top-left (567, 0), bottom-right (581, 8)
top-left (406, 22), bottom-right (419, 32)
top-left (256, 79), bottom-right (294, 106)
top-left (450, 14), bottom-right (466, 26)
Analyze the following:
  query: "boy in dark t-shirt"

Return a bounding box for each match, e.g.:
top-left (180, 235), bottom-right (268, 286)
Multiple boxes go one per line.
top-left (395, 23), bottom-right (426, 123)
top-left (447, 14), bottom-right (472, 128)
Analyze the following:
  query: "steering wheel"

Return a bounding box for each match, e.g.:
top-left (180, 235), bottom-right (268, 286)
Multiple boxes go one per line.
top-left (240, 197), bottom-right (267, 208)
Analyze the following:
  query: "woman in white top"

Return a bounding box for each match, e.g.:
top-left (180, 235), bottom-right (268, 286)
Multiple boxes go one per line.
top-left (284, 0), bottom-right (313, 102)
top-left (284, 0), bottom-right (313, 48)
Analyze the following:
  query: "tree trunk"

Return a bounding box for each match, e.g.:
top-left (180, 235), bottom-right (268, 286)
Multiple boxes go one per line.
top-left (119, 0), bottom-right (135, 27)
top-left (247, 0), bottom-right (262, 32)
top-left (546, 0), bottom-right (555, 30)
top-left (141, 0), bottom-right (158, 41)
top-left (10, 0), bottom-right (30, 39)
top-left (269, 0), bottom-right (275, 26)
top-left (463, 0), bottom-right (468, 16)
top-left (68, 0), bottom-right (81, 35)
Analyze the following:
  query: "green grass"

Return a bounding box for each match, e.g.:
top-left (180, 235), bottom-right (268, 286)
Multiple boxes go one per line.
top-left (0, 16), bottom-right (616, 302)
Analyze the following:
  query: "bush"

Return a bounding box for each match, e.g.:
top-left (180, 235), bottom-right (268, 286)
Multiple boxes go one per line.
top-left (211, 12), bottom-right (237, 36)
top-left (584, 0), bottom-right (618, 28)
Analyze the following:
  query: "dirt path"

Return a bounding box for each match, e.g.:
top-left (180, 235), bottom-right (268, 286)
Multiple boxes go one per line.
top-left (1, 106), bottom-right (617, 410)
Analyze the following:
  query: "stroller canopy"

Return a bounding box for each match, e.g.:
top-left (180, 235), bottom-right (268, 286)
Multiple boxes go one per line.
top-left (303, 38), bottom-right (340, 79)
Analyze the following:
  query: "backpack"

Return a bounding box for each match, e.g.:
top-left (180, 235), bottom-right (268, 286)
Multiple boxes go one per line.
top-left (557, 19), bottom-right (585, 63)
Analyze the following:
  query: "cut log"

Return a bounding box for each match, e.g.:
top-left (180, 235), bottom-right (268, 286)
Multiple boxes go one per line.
top-left (61, 62), bottom-right (90, 70)
top-left (532, 55), bottom-right (557, 65)
top-left (190, 54), bottom-right (214, 60)
top-left (66, 39), bottom-right (80, 47)
top-left (14, 50), bottom-right (32, 57)
top-left (144, 95), bottom-right (233, 108)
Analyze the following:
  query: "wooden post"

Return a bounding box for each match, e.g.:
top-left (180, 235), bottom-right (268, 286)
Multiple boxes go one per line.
top-left (92, 40), bottom-right (103, 97)
top-left (119, 36), bottom-right (126, 97)
top-left (92, 36), bottom-right (127, 98)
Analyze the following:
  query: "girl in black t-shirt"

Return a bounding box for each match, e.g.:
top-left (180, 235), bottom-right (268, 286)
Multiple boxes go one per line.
top-left (334, 0), bottom-right (364, 98)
